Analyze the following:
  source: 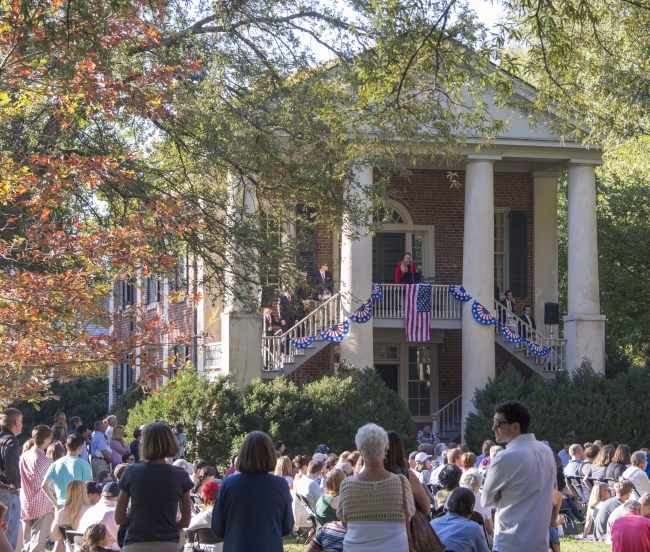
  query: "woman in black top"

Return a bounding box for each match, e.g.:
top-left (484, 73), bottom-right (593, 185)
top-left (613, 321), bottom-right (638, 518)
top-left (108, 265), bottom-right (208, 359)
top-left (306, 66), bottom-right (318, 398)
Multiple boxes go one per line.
top-left (115, 422), bottom-right (193, 552)
top-left (607, 444), bottom-right (631, 481)
top-left (384, 431), bottom-right (431, 514)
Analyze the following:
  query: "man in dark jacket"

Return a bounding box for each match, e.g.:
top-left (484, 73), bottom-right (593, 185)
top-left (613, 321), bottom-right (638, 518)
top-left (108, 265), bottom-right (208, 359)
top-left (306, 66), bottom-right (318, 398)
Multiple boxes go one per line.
top-left (0, 407), bottom-right (23, 550)
top-left (312, 262), bottom-right (334, 300)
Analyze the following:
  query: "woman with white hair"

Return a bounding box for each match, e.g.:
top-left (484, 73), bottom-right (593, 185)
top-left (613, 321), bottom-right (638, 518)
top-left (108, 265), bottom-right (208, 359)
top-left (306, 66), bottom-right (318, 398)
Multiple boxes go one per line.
top-left (460, 472), bottom-right (493, 534)
top-left (337, 424), bottom-right (415, 552)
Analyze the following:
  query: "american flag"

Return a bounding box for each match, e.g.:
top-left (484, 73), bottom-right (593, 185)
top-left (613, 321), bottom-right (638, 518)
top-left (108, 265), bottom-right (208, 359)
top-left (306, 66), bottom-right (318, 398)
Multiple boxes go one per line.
top-left (405, 284), bottom-right (431, 342)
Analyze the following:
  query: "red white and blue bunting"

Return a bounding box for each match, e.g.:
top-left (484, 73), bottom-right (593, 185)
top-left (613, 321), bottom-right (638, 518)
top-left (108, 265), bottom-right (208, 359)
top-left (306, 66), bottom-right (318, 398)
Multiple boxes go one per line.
top-left (500, 323), bottom-right (525, 344)
top-left (448, 283), bottom-right (548, 358)
top-left (471, 301), bottom-right (497, 326)
top-left (371, 283), bottom-right (383, 300)
top-left (319, 321), bottom-right (350, 343)
top-left (349, 299), bottom-right (373, 323)
top-left (449, 284), bottom-right (472, 302)
top-left (526, 340), bottom-right (549, 357)
top-left (290, 336), bottom-right (317, 349)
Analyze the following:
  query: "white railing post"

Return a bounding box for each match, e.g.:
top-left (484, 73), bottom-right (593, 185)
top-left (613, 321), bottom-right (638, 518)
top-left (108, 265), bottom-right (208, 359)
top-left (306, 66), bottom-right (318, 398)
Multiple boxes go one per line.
top-left (373, 284), bottom-right (461, 320)
top-left (261, 293), bottom-right (342, 372)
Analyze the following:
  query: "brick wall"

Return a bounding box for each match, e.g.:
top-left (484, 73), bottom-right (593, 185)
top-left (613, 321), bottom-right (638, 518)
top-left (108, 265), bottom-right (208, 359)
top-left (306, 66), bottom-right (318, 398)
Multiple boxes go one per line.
top-left (314, 224), bottom-right (334, 269)
top-left (286, 344), bottom-right (332, 385)
top-left (385, 169), bottom-right (534, 309)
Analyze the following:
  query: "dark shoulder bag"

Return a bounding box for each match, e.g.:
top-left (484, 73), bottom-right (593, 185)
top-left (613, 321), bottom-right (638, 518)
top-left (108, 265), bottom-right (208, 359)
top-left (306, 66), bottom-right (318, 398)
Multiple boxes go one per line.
top-left (399, 474), bottom-right (445, 552)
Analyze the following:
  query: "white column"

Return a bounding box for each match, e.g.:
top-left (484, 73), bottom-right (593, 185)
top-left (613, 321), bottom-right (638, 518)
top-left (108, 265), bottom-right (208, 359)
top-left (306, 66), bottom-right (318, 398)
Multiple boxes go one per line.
top-left (533, 173), bottom-right (560, 323)
top-left (339, 165), bottom-right (373, 369)
top-left (564, 162), bottom-right (606, 374)
top-left (221, 176), bottom-right (263, 387)
top-left (461, 156), bottom-right (498, 438)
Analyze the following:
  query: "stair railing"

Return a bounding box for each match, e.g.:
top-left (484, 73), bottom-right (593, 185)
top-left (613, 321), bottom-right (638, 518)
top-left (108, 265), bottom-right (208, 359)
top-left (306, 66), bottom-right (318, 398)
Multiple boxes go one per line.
top-left (432, 394), bottom-right (462, 440)
top-left (494, 301), bottom-right (566, 372)
top-left (261, 293), bottom-right (342, 372)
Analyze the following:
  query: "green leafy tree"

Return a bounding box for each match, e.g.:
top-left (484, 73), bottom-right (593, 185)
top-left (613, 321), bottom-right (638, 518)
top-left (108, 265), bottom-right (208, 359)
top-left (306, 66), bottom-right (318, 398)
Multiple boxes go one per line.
top-left (127, 364), bottom-right (415, 460)
top-left (126, 366), bottom-right (242, 463)
top-left (466, 362), bottom-right (650, 452)
top-left (109, 384), bottom-right (146, 430)
top-left (11, 378), bottom-right (108, 442)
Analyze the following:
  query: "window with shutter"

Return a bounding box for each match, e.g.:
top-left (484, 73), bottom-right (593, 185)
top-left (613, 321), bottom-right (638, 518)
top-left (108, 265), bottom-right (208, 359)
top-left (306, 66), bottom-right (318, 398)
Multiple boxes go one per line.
top-left (508, 211), bottom-right (528, 297)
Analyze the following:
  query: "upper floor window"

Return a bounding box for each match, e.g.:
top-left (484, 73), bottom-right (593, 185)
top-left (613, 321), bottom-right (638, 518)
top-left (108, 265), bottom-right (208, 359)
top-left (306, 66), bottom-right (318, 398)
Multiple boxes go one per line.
top-left (377, 207), bottom-right (405, 224)
top-left (146, 275), bottom-right (162, 306)
top-left (494, 210), bottom-right (528, 298)
top-left (119, 278), bottom-right (135, 310)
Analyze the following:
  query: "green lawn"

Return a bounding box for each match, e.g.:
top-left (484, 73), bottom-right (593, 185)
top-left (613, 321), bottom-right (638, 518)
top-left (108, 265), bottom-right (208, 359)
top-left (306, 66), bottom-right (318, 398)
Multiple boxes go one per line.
top-left (283, 536), bottom-right (609, 551)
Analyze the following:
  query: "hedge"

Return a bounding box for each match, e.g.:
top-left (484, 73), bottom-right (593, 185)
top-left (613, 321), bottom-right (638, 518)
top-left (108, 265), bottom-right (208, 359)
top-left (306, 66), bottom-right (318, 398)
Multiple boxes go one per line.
top-left (465, 361), bottom-right (650, 452)
top-left (126, 362), bottom-right (416, 463)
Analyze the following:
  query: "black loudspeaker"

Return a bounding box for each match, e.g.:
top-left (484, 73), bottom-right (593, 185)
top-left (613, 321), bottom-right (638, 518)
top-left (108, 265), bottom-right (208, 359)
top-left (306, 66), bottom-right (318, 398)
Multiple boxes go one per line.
top-left (544, 302), bottom-right (560, 325)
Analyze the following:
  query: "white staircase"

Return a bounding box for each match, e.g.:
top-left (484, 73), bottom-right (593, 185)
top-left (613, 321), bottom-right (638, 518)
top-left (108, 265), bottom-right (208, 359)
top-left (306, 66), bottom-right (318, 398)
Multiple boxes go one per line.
top-left (494, 301), bottom-right (566, 380)
top-left (261, 294), bottom-right (342, 379)
top-left (432, 394), bottom-right (462, 443)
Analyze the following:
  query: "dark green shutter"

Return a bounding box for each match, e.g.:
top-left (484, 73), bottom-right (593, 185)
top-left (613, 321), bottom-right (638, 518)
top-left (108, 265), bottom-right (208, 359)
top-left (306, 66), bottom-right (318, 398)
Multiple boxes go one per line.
top-left (509, 211), bottom-right (528, 297)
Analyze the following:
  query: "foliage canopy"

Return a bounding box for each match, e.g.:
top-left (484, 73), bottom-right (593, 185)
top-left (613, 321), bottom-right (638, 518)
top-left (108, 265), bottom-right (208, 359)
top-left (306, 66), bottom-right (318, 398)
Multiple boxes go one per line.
top-left (126, 365), bottom-right (416, 462)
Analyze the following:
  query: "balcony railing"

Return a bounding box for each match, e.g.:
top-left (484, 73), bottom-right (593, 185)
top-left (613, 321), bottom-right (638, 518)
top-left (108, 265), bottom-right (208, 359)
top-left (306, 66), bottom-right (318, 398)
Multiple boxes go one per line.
top-left (203, 342), bottom-right (222, 373)
top-left (372, 284), bottom-right (462, 319)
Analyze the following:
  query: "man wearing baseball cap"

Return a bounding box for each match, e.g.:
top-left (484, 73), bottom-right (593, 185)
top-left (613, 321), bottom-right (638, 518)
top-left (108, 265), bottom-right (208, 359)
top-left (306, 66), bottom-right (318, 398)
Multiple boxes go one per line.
top-left (86, 481), bottom-right (103, 505)
top-left (77, 482), bottom-right (121, 550)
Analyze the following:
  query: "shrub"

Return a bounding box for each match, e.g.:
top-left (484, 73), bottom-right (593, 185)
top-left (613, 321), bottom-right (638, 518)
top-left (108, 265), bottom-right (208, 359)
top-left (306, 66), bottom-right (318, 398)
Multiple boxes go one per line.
top-left (127, 362), bottom-right (416, 461)
top-left (10, 377), bottom-right (108, 442)
top-left (125, 365), bottom-right (242, 464)
top-left (465, 361), bottom-right (650, 452)
top-left (109, 383), bottom-right (145, 427)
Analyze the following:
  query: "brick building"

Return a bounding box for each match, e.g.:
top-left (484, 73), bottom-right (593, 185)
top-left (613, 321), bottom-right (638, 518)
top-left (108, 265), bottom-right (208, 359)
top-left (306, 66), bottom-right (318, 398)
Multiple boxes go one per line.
top-left (110, 84), bottom-right (606, 441)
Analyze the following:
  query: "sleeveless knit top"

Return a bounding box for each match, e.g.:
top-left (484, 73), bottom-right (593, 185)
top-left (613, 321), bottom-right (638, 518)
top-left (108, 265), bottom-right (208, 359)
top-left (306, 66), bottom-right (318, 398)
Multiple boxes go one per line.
top-left (337, 473), bottom-right (415, 523)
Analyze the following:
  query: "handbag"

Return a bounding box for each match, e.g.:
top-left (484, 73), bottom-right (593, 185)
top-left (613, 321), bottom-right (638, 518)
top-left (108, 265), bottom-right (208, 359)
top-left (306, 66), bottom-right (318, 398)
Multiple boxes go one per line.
top-left (399, 474), bottom-right (446, 552)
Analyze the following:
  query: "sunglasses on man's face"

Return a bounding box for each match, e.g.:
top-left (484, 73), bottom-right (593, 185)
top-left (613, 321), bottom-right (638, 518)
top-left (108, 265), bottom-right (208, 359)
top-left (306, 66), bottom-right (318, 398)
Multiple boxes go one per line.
top-left (492, 419), bottom-right (514, 428)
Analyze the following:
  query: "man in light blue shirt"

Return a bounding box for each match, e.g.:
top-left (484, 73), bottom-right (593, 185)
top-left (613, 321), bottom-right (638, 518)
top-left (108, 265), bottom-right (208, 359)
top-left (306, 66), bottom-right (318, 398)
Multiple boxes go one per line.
top-left (90, 420), bottom-right (111, 479)
top-left (41, 433), bottom-right (92, 507)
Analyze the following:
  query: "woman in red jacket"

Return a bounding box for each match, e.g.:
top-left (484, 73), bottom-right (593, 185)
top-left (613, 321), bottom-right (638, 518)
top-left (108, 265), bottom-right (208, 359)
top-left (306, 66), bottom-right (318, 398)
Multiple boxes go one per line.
top-left (395, 253), bottom-right (417, 283)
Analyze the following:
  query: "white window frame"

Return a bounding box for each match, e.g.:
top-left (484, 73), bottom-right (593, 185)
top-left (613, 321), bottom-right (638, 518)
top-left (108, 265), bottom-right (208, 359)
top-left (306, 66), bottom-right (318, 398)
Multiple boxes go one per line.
top-left (375, 200), bottom-right (435, 278)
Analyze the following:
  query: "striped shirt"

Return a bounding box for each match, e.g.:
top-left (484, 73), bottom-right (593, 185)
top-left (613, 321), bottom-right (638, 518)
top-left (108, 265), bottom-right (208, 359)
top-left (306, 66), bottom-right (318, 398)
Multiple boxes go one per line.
top-left (19, 447), bottom-right (52, 520)
top-left (310, 521), bottom-right (347, 552)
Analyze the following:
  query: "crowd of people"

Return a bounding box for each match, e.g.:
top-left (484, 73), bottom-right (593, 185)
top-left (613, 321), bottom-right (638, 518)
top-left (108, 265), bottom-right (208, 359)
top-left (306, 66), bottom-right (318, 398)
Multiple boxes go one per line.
top-left (2, 402), bottom-right (650, 552)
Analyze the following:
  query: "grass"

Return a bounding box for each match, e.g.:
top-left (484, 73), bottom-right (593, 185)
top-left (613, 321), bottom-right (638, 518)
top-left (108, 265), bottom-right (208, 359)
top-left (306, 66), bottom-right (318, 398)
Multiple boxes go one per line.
top-left (282, 536), bottom-right (610, 551)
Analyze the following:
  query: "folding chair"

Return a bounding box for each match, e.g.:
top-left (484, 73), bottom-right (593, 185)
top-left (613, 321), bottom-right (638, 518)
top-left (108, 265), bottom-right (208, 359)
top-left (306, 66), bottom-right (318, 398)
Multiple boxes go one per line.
top-left (65, 530), bottom-right (84, 552)
top-left (186, 527), bottom-right (223, 550)
top-left (295, 494), bottom-right (322, 544)
top-left (567, 476), bottom-right (588, 503)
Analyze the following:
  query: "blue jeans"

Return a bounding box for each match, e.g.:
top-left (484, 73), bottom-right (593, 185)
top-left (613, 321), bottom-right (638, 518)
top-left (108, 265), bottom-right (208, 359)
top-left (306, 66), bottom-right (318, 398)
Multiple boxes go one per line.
top-left (0, 488), bottom-right (21, 549)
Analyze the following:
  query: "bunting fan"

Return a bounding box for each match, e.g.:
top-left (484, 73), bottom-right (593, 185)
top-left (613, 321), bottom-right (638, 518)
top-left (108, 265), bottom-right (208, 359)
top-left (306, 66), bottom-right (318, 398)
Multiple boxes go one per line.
top-left (349, 299), bottom-right (373, 323)
top-left (319, 321), bottom-right (350, 343)
top-left (371, 283), bottom-right (383, 300)
top-left (290, 336), bottom-right (316, 349)
top-left (526, 340), bottom-right (549, 357)
top-left (500, 323), bottom-right (525, 344)
top-left (449, 284), bottom-right (472, 302)
top-left (471, 301), bottom-right (497, 326)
